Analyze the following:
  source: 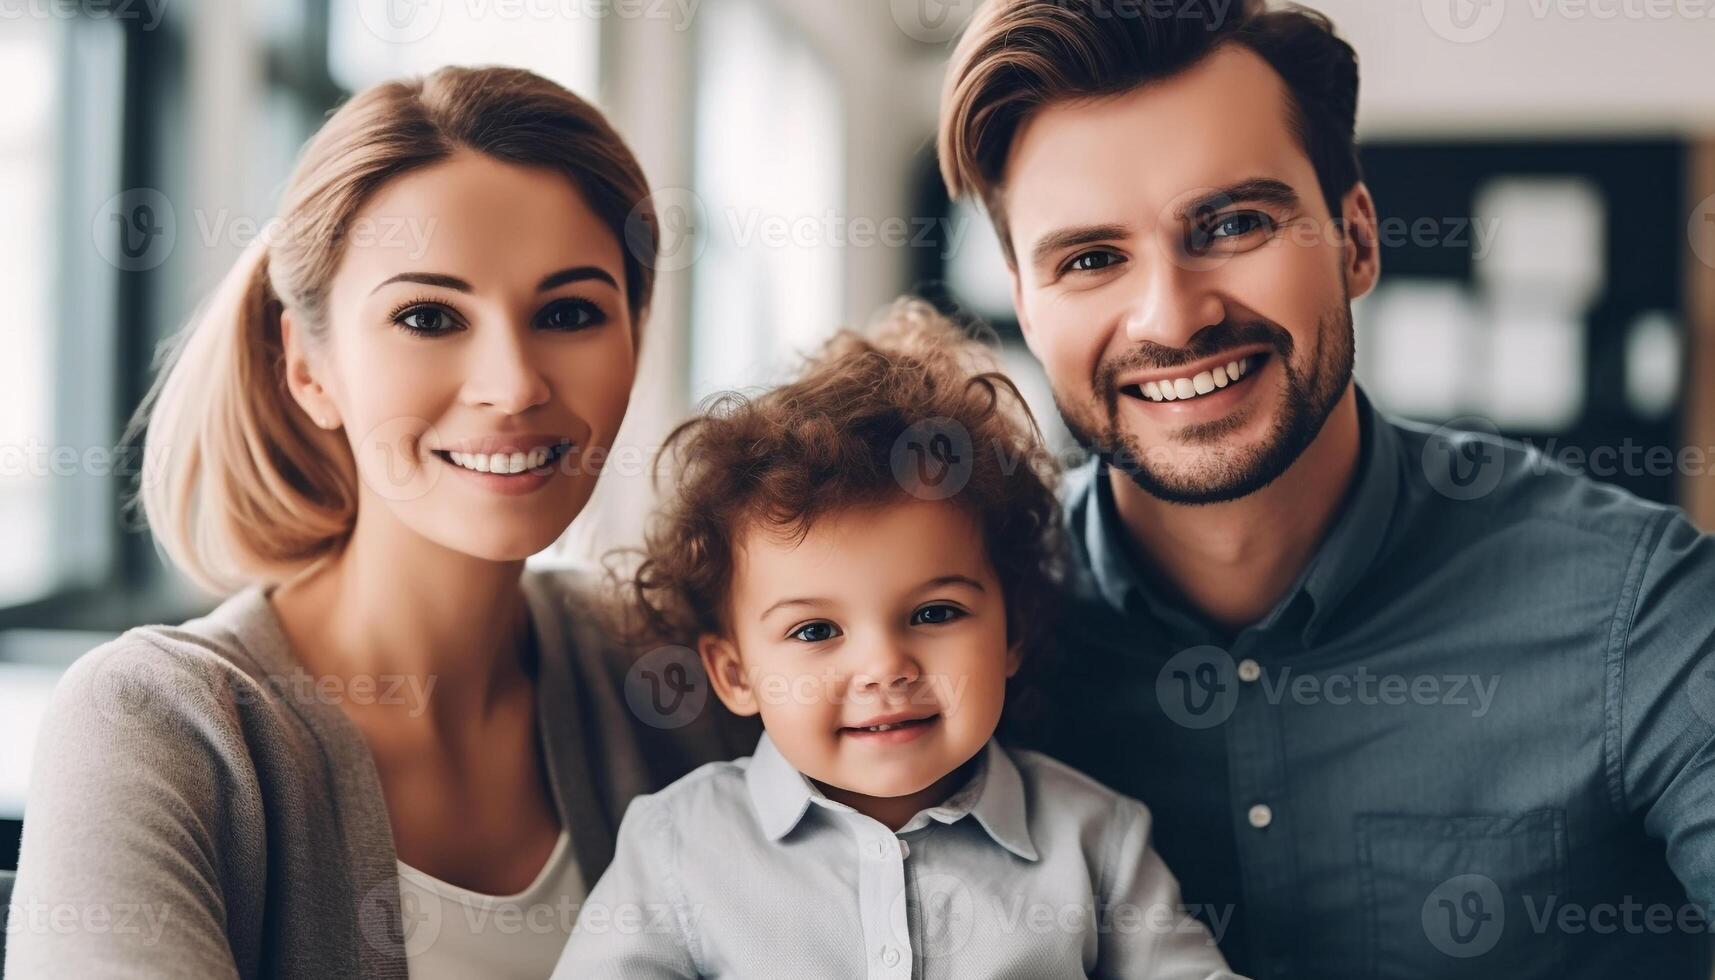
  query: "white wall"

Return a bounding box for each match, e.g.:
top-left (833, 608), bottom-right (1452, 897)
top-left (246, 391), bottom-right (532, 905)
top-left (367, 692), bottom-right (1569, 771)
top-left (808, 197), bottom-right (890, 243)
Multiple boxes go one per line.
top-left (1282, 1), bottom-right (1715, 138)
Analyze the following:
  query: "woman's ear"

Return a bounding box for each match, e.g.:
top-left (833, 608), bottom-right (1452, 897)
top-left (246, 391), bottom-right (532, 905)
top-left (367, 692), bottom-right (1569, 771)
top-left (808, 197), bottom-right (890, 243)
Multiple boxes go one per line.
top-left (699, 632), bottom-right (758, 717)
top-left (281, 308), bottom-right (341, 430)
top-left (1004, 639), bottom-right (1025, 679)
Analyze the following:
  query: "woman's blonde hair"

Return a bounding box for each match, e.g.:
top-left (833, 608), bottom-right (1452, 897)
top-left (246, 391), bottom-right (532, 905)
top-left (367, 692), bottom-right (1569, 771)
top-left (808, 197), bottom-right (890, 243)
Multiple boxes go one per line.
top-left (126, 66), bottom-right (660, 595)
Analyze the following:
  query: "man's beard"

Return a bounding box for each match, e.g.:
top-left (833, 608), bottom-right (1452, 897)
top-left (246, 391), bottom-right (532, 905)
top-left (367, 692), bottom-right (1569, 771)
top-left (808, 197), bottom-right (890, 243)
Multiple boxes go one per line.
top-left (1057, 302), bottom-right (1355, 506)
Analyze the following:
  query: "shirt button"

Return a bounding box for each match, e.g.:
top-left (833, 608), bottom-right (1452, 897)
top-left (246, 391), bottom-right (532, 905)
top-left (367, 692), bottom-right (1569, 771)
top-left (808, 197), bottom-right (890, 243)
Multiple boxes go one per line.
top-left (1248, 803), bottom-right (1274, 829)
top-left (898, 839), bottom-right (910, 859)
top-left (1237, 658), bottom-right (1261, 682)
top-left (881, 946), bottom-right (901, 967)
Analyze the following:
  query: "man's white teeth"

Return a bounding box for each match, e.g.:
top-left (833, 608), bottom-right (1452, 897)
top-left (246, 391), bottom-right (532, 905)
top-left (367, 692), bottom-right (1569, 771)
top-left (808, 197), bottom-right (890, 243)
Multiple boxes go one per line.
top-left (447, 444), bottom-right (562, 474)
top-left (1136, 355), bottom-right (1255, 403)
top-left (866, 724), bottom-right (899, 732)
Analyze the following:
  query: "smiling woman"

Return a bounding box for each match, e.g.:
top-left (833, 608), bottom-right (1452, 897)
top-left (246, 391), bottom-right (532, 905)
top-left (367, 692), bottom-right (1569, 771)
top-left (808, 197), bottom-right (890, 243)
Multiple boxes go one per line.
top-left (6, 66), bottom-right (752, 980)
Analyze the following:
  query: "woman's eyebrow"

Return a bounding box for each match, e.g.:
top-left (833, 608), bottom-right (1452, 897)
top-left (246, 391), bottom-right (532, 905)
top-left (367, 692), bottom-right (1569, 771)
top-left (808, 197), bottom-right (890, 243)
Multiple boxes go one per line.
top-left (538, 266), bottom-right (620, 292)
top-left (370, 272), bottom-right (471, 295)
top-left (367, 266), bottom-right (620, 296)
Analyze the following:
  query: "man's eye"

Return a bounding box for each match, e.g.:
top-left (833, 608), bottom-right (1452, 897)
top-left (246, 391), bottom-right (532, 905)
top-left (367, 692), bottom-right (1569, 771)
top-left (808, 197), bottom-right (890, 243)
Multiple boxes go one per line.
top-left (1066, 250), bottom-right (1123, 274)
top-left (911, 604), bottom-right (965, 626)
top-left (1188, 211), bottom-right (1274, 253)
top-left (789, 621), bottom-right (841, 643)
top-left (1211, 212), bottom-right (1269, 238)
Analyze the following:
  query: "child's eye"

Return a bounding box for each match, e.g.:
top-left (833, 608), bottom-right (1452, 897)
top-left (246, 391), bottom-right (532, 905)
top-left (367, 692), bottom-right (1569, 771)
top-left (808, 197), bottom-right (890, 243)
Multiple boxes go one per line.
top-left (911, 604), bottom-right (966, 626)
top-left (788, 621), bottom-right (841, 643)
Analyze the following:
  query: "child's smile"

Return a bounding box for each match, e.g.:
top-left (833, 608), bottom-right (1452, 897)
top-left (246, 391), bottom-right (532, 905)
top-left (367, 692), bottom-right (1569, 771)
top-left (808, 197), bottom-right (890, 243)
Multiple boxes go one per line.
top-left (837, 709), bottom-right (942, 744)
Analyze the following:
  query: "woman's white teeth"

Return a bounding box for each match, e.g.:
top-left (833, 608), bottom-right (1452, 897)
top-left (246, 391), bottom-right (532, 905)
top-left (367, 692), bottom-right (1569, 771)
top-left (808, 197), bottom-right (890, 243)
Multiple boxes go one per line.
top-left (1136, 355), bottom-right (1255, 403)
top-left (447, 445), bottom-right (561, 474)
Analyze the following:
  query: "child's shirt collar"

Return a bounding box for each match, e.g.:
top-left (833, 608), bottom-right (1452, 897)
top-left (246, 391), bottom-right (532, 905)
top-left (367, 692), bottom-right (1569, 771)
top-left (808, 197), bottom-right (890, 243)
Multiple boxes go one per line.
top-left (743, 731), bottom-right (1040, 862)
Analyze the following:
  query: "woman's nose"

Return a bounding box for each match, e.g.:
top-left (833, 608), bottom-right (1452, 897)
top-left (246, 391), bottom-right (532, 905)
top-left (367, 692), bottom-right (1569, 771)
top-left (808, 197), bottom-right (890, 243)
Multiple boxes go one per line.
top-left (460, 321), bottom-right (551, 415)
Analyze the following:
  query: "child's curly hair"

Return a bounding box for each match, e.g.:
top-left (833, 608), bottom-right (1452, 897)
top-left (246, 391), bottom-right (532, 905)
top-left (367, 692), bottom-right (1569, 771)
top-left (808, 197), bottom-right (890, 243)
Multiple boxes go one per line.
top-left (621, 298), bottom-right (1067, 661)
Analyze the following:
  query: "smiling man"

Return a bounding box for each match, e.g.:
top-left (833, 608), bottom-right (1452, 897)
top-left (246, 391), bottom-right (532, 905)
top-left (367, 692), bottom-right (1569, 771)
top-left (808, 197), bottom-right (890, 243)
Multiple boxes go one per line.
top-left (939, 1), bottom-right (1715, 976)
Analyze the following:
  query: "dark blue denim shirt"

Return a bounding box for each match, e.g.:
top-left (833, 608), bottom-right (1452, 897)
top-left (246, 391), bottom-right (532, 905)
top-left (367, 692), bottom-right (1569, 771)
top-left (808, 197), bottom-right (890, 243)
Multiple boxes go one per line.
top-left (1024, 387), bottom-right (1715, 978)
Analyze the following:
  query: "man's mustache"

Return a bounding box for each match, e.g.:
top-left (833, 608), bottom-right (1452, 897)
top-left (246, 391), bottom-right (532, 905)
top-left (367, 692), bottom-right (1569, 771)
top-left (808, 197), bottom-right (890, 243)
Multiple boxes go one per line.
top-left (1097, 320), bottom-right (1293, 398)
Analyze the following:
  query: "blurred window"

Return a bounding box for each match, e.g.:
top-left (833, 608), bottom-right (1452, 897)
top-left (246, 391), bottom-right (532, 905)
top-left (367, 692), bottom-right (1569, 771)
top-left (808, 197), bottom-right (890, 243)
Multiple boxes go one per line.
top-left (689, 0), bottom-right (843, 398)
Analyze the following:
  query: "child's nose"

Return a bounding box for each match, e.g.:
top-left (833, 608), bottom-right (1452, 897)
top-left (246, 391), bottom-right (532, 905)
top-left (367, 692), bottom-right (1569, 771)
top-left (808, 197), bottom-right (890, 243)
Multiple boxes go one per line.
top-left (851, 640), bottom-right (921, 691)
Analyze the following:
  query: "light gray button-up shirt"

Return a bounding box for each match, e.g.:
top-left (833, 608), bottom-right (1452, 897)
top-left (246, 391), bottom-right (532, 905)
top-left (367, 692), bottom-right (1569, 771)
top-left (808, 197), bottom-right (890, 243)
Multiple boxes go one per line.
top-left (552, 732), bottom-right (1241, 979)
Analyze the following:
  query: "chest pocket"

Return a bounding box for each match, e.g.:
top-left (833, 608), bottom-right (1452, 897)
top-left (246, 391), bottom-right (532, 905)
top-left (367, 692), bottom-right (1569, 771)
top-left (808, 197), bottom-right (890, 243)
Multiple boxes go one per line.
top-left (1356, 809), bottom-right (1567, 978)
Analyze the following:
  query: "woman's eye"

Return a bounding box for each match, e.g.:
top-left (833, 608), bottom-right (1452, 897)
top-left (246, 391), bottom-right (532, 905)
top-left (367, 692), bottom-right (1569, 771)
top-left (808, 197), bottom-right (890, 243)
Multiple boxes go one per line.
top-left (538, 298), bottom-right (605, 332)
top-left (394, 305), bottom-right (457, 336)
top-left (911, 604), bottom-right (965, 626)
top-left (789, 621), bottom-right (841, 643)
top-left (1066, 250), bottom-right (1123, 274)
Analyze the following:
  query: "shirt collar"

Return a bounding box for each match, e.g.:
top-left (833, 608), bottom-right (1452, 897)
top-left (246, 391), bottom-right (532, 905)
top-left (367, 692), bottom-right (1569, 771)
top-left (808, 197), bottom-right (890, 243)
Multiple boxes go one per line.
top-left (1073, 385), bottom-right (1401, 645)
top-left (744, 732), bottom-right (1039, 862)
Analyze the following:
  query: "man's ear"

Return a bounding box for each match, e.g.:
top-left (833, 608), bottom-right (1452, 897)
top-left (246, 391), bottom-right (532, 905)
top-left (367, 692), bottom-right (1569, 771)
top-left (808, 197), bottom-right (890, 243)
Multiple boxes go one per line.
top-left (1340, 181), bottom-right (1382, 302)
top-left (699, 632), bottom-right (759, 717)
top-left (281, 308), bottom-right (341, 430)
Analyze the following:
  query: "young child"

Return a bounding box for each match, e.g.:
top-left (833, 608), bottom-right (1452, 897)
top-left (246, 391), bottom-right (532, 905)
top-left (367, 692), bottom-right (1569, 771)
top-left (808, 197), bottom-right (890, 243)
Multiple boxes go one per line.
top-left (553, 301), bottom-right (1240, 979)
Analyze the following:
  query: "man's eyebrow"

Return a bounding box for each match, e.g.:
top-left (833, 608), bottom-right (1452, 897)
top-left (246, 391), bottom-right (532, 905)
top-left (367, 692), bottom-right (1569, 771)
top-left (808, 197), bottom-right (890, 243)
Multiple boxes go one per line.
top-left (370, 272), bottom-right (471, 295)
top-left (757, 574), bottom-right (987, 621)
top-left (1030, 223), bottom-right (1132, 271)
top-left (1173, 178), bottom-right (1301, 223)
top-left (538, 266), bottom-right (619, 292)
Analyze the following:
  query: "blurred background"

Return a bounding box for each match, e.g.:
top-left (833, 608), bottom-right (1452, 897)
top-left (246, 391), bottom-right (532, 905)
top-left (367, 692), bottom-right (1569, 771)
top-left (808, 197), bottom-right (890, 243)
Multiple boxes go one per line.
top-left (2, 0), bottom-right (1714, 866)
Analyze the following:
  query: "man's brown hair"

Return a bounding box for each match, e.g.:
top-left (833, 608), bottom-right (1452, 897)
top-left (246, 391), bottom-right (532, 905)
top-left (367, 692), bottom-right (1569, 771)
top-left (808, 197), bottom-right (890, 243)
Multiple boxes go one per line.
top-left (938, 0), bottom-right (1363, 264)
top-left (622, 299), bottom-right (1066, 658)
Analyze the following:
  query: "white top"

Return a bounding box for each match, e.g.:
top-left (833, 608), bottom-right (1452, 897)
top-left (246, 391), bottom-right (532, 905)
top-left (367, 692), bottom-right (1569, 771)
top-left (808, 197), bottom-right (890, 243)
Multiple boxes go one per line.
top-left (398, 829), bottom-right (583, 980)
top-left (553, 733), bottom-right (1239, 979)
